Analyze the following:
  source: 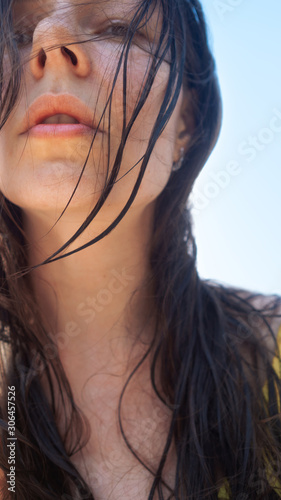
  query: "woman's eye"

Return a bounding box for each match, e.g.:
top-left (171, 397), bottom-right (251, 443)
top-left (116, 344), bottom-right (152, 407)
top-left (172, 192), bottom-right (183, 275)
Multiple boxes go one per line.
top-left (99, 22), bottom-right (153, 52)
top-left (104, 23), bottom-right (134, 40)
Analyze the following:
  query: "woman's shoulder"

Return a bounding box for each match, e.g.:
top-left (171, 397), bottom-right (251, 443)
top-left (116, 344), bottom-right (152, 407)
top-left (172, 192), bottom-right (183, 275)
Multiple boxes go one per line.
top-left (213, 284), bottom-right (281, 347)
top-left (209, 283), bottom-right (281, 386)
top-left (208, 282), bottom-right (281, 354)
top-left (235, 289), bottom-right (281, 355)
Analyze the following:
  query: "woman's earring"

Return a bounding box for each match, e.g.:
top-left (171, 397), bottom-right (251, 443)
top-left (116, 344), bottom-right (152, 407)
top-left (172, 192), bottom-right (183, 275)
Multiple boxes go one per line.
top-left (172, 147), bottom-right (185, 172)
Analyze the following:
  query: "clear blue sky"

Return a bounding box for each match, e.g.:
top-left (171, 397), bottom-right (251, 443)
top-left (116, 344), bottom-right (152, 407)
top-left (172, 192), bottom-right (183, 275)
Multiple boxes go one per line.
top-left (190, 0), bottom-right (281, 295)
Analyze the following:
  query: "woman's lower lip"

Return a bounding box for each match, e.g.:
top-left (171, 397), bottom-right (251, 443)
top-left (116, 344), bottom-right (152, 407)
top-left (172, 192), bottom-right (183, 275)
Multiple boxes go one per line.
top-left (26, 124), bottom-right (96, 138)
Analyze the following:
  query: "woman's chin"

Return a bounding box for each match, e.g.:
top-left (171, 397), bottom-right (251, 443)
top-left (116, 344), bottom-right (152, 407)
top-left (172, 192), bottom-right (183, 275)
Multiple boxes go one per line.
top-left (1, 185), bottom-right (100, 219)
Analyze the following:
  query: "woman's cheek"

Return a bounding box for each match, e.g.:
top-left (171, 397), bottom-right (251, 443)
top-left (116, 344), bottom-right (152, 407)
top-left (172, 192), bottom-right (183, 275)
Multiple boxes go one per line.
top-left (93, 46), bottom-right (155, 138)
top-left (103, 42), bottom-right (166, 116)
top-left (124, 51), bottom-right (169, 131)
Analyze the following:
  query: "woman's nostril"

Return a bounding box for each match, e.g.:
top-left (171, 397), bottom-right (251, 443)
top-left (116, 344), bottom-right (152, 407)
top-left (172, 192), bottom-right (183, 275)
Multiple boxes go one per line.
top-left (36, 46), bottom-right (78, 68)
top-left (38, 48), bottom-right (47, 67)
top-left (61, 46), bottom-right (78, 66)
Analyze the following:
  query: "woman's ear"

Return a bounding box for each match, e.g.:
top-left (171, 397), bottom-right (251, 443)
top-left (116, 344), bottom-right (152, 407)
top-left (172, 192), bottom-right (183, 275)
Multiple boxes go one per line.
top-left (173, 89), bottom-right (197, 163)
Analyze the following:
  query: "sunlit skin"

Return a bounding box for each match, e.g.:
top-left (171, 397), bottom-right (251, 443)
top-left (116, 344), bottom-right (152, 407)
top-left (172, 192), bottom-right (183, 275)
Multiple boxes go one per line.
top-left (0, 0), bottom-right (194, 496)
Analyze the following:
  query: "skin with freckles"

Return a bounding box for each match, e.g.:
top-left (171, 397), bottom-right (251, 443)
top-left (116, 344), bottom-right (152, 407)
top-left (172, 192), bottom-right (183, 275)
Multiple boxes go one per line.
top-left (1, 0), bottom-right (187, 219)
top-left (0, 0), bottom-right (193, 347)
top-left (0, 1), bottom-right (194, 497)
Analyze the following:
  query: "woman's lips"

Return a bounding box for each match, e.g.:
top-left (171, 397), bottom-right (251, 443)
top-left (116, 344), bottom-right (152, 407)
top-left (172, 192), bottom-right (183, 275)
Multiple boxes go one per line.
top-left (20, 94), bottom-right (104, 136)
top-left (26, 123), bottom-right (96, 138)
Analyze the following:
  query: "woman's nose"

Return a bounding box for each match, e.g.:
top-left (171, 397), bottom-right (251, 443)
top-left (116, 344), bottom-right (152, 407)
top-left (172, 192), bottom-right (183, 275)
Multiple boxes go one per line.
top-left (29, 17), bottom-right (92, 79)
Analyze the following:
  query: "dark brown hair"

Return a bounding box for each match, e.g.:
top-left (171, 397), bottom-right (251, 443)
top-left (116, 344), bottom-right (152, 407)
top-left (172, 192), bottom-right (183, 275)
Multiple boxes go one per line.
top-left (0, 0), bottom-right (281, 498)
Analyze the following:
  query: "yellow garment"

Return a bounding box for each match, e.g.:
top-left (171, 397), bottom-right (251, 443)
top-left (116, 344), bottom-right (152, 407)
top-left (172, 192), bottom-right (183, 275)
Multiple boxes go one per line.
top-left (217, 323), bottom-right (281, 499)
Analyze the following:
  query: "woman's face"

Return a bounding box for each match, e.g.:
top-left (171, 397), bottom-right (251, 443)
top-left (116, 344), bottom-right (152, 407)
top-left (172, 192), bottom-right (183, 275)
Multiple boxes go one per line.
top-left (0, 0), bottom-right (187, 220)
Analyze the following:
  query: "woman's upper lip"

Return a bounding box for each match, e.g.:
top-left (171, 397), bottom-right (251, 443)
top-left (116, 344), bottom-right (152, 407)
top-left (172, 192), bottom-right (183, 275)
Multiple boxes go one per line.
top-left (21, 93), bottom-right (101, 134)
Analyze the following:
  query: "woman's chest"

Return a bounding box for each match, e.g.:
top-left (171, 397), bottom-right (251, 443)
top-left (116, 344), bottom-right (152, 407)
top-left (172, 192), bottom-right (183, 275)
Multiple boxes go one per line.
top-left (71, 450), bottom-right (176, 500)
top-left (68, 385), bottom-right (177, 500)
top-left (71, 438), bottom-right (177, 500)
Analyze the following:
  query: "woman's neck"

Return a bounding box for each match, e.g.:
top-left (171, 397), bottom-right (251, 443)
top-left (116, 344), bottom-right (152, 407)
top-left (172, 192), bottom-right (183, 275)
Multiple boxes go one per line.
top-left (24, 201), bottom-right (157, 380)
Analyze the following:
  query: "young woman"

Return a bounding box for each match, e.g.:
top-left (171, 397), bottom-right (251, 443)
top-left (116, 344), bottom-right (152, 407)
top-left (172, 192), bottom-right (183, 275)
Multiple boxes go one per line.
top-left (0, 0), bottom-right (281, 498)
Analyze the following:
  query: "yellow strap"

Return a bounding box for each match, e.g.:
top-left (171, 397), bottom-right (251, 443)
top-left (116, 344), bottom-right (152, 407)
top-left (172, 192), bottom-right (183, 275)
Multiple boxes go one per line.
top-left (217, 483), bottom-right (229, 499)
top-left (271, 323), bottom-right (281, 383)
top-left (262, 322), bottom-right (281, 408)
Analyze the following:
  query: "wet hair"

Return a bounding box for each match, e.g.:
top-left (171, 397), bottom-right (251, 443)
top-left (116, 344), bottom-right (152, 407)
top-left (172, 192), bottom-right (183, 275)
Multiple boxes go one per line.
top-left (0, 0), bottom-right (281, 498)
